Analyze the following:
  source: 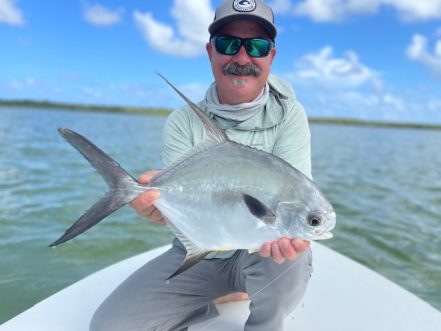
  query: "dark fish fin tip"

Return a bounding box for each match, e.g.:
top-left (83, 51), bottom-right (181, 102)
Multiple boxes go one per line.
top-left (163, 209), bottom-right (212, 279)
top-left (167, 251), bottom-right (210, 280)
top-left (157, 73), bottom-right (228, 144)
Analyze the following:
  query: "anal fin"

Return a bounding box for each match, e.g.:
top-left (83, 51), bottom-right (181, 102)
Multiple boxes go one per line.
top-left (166, 220), bottom-right (211, 280)
top-left (168, 250), bottom-right (210, 280)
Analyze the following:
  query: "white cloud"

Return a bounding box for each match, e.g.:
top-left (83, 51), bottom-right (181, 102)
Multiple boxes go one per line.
top-left (83, 3), bottom-right (123, 27)
top-left (291, 46), bottom-right (382, 89)
top-left (294, 0), bottom-right (379, 22)
top-left (268, 0), bottom-right (294, 13)
top-left (406, 34), bottom-right (441, 77)
top-left (0, 0), bottom-right (24, 26)
top-left (25, 77), bottom-right (37, 87)
top-left (117, 83), bottom-right (148, 98)
top-left (283, 44), bottom-right (440, 122)
top-left (9, 80), bottom-right (23, 90)
top-left (282, 0), bottom-right (441, 22)
top-left (298, 87), bottom-right (411, 121)
top-left (8, 77), bottom-right (41, 90)
top-left (427, 98), bottom-right (441, 112)
top-left (83, 86), bottom-right (103, 99)
top-left (133, 0), bottom-right (213, 57)
top-left (282, 46), bottom-right (430, 122)
top-left (176, 82), bottom-right (207, 102)
top-left (382, 92), bottom-right (405, 111)
top-left (386, 0), bottom-right (441, 21)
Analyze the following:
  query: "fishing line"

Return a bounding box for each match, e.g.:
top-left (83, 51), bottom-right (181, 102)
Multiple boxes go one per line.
top-left (197, 252), bottom-right (307, 331)
top-left (249, 253), bottom-right (305, 300)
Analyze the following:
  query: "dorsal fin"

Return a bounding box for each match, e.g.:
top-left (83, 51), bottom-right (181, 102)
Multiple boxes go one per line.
top-left (157, 72), bottom-right (228, 144)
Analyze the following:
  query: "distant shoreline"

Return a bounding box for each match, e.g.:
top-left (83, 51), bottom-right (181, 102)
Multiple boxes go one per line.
top-left (0, 99), bottom-right (171, 116)
top-left (1, 99), bottom-right (441, 131)
top-left (307, 117), bottom-right (441, 131)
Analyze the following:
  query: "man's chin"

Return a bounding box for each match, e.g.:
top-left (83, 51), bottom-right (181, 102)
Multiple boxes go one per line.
top-left (232, 78), bottom-right (248, 88)
top-left (226, 75), bottom-right (257, 88)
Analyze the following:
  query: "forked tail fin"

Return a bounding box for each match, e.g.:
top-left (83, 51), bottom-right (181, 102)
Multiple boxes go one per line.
top-left (50, 128), bottom-right (143, 247)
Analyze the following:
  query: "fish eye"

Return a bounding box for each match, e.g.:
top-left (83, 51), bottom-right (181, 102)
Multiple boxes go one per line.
top-left (307, 215), bottom-right (322, 227)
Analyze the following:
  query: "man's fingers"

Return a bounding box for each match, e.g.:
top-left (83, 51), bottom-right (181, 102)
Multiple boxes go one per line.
top-left (259, 238), bottom-right (311, 264)
top-left (259, 242), bottom-right (271, 258)
top-left (291, 238), bottom-right (310, 253)
top-left (144, 190), bottom-right (159, 204)
top-left (130, 191), bottom-right (159, 209)
top-left (279, 237), bottom-right (298, 260)
top-left (148, 208), bottom-right (166, 224)
top-left (271, 241), bottom-right (285, 264)
top-left (129, 188), bottom-right (163, 223)
top-left (137, 170), bottom-right (160, 184)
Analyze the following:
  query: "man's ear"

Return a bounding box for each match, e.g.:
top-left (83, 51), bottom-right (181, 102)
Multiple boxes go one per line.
top-left (206, 42), bottom-right (213, 61)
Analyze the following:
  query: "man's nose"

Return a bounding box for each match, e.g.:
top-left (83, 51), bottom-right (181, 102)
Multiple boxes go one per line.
top-left (232, 45), bottom-right (252, 64)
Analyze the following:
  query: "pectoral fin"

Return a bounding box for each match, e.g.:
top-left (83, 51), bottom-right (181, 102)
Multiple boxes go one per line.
top-left (242, 194), bottom-right (276, 225)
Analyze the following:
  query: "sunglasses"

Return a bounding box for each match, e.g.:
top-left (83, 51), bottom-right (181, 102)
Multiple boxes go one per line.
top-left (211, 35), bottom-right (275, 58)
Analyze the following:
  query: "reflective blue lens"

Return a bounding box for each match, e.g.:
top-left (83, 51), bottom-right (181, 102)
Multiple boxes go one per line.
top-left (212, 35), bottom-right (274, 58)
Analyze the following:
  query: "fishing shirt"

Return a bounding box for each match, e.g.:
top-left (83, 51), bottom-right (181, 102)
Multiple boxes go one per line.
top-left (161, 74), bottom-right (312, 259)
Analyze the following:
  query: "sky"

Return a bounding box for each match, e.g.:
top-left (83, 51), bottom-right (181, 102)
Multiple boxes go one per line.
top-left (1, 0), bottom-right (441, 124)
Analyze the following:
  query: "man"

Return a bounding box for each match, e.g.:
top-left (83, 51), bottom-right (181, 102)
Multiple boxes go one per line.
top-left (90, 1), bottom-right (313, 330)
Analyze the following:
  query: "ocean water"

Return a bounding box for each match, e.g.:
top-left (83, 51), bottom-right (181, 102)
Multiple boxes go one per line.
top-left (0, 107), bottom-right (440, 323)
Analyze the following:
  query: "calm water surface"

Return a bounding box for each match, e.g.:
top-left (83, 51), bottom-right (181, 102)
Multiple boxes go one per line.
top-left (0, 108), bottom-right (440, 323)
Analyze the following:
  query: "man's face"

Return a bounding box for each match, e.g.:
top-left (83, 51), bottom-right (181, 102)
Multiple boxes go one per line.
top-left (206, 20), bottom-right (276, 105)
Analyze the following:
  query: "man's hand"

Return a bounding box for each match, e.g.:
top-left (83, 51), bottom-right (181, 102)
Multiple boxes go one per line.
top-left (213, 292), bottom-right (249, 304)
top-left (259, 238), bottom-right (310, 264)
top-left (129, 170), bottom-right (166, 225)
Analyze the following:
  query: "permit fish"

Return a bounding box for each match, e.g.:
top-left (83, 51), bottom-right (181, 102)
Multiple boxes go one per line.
top-left (51, 75), bottom-right (336, 278)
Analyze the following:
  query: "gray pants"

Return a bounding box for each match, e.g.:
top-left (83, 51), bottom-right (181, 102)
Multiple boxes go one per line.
top-left (90, 240), bottom-right (313, 331)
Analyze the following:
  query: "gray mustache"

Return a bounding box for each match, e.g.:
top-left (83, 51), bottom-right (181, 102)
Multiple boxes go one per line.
top-left (222, 62), bottom-right (261, 77)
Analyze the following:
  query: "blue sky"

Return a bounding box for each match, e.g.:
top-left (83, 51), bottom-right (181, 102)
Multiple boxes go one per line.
top-left (1, 0), bottom-right (440, 123)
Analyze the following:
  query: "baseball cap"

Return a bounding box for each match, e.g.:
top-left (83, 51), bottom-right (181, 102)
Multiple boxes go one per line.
top-left (209, 0), bottom-right (277, 40)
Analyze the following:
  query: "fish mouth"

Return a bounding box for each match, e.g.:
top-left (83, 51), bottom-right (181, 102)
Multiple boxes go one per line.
top-left (314, 231), bottom-right (333, 240)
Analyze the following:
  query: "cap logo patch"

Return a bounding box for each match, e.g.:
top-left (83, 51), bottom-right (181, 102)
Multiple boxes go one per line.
top-left (233, 0), bottom-right (256, 12)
